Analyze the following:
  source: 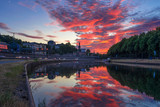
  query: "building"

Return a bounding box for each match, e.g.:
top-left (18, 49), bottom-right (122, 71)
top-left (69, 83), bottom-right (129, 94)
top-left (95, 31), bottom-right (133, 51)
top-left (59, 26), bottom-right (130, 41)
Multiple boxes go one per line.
top-left (48, 40), bottom-right (55, 46)
top-left (55, 44), bottom-right (61, 49)
top-left (10, 42), bottom-right (21, 53)
top-left (81, 49), bottom-right (86, 53)
top-left (23, 42), bottom-right (47, 55)
top-left (0, 42), bottom-right (8, 52)
top-left (48, 40), bottom-right (56, 54)
top-left (77, 42), bottom-right (86, 56)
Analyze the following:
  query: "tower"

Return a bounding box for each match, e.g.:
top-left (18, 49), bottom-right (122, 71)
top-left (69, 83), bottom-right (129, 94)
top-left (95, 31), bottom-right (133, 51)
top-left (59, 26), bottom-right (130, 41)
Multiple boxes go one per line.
top-left (78, 42), bottom-right (81, 52)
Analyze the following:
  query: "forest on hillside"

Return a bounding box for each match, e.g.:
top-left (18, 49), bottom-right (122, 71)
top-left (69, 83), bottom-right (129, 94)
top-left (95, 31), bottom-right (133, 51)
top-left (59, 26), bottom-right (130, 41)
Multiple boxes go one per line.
top-left (107, 27), bottom-right (160, 58)
top-left (0, 34), bottom-right (22, 45)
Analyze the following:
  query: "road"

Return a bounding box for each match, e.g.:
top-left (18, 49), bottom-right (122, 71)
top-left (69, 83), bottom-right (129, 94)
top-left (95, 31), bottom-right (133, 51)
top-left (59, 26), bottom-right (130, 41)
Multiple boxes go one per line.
top-left (0, 60), bottom-right (24, 64)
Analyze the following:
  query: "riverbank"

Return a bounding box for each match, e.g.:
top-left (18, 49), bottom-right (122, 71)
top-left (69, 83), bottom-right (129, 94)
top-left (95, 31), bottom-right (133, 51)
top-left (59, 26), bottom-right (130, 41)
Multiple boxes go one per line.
top-left (111, 59), bottom-right (160, 69)
top-left (0, 61), bottom-right (30, 107)
top-left (0, 59), bottom-right (96, 107)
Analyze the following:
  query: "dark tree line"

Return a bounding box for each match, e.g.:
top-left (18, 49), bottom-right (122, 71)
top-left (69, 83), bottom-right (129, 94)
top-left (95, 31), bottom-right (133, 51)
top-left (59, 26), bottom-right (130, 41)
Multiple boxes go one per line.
top-left (107, 27), bottom-right (160, 58)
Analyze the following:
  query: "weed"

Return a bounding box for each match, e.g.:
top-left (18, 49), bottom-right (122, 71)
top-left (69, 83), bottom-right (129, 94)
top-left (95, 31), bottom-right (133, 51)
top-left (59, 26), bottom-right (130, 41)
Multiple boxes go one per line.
top-left (0, 61), bottom-right (29, 107)
top-left (34, 58), bottom-right (39, 62)
top-left (38, 98), bottom-right (46, 107)
top-left (0, 91), bottom-right (13, 106)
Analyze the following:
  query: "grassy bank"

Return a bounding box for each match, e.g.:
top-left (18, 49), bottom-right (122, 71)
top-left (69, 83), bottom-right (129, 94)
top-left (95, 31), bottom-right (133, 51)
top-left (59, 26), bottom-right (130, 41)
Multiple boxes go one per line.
top-left (0, 61), bottom-right (29, 107)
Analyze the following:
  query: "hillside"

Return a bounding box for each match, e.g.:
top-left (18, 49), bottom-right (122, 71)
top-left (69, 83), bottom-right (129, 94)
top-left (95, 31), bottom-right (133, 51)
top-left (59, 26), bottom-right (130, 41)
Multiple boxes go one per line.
top-left (0, 34), bottom-right (22, 45)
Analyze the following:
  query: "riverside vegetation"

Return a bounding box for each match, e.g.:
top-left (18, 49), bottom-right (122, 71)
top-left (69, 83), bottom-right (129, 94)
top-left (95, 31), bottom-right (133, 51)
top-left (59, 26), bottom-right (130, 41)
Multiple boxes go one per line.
top-left (107, 27), bottom-right (160, 58)
top-left (0, 61), bottom-right (29, 107)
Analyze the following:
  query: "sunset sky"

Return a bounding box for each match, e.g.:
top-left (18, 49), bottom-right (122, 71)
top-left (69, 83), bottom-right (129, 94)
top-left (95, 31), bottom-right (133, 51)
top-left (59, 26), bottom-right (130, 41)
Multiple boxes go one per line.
top-left (0, 0), bottom-right (160, 53)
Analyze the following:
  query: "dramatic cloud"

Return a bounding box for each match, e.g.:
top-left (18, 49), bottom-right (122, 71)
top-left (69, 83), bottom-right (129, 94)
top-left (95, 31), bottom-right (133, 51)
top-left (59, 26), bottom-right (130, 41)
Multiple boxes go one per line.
top-left (0, 22), bottom-right (10, 30)
top-left (36, 0), bottom-right (160, 53)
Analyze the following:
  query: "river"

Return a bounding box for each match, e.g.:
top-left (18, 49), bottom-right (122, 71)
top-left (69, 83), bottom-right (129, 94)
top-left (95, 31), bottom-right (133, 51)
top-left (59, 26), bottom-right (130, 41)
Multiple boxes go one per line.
top-left (28, 61), bottom-right (160, 107)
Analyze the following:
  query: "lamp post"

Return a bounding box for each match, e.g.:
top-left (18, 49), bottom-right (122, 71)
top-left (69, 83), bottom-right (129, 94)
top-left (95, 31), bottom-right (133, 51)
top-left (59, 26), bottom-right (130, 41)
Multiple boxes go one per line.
top-left (13, 33), bottom-right (15, 38)
top-left (12, 33), bottom-right (15, 56)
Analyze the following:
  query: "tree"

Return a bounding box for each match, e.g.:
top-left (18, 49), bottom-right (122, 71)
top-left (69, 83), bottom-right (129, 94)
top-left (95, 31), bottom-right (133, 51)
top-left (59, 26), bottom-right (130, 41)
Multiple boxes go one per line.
top-left (107, 27), bottom-right (160, 58)
top-left (86, 49), bottom-right (90, 56)
top-left (56, 43), bottom-right (77, 54)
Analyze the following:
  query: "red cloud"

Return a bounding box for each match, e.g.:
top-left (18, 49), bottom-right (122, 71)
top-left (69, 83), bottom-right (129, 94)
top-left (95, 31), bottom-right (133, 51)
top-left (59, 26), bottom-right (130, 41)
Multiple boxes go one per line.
top-left (18, 1), bottom-right (37, 10)
top-left (0, 22), bottom-right (10, 30)
top-left (65, 40), bottom-right (70, 43)
top-left (8, 30), bottom-right (56, 42)
top-left (46, 35), bottom-right (56, 38)
top-left (16, 32), bottom-right (43, 39)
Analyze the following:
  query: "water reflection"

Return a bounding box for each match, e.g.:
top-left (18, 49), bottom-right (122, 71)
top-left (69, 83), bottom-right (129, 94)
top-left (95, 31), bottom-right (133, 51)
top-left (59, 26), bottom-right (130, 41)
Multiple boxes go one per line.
top-left (29, 62), bottom-right (160, 107)
top-left (29, 62), bottom-right (97, 80)
top-left (107, 65), bottom-right (160, 101)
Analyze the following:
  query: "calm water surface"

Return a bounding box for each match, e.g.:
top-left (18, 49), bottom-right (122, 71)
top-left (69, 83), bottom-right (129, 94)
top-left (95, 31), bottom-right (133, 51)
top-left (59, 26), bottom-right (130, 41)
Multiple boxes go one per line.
top-left (28, 62), bottom-right (160, 107)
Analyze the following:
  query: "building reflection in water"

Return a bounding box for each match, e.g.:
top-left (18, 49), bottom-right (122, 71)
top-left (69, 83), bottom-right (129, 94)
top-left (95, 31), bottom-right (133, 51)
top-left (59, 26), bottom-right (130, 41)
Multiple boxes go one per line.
top-left (29, 62), bottom-right (92, 80)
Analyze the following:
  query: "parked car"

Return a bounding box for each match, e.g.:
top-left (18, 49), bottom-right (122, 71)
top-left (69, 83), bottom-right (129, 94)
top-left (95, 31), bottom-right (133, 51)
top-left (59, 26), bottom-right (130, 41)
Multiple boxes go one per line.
top-left (75, 58), bottom-right (79, 60)
top-left (44, 57), bottom-right (48, 60)
top-left (0, 56), bottom-right (6, 58)
top-left (16, 56), bottom-right (23, 59)
top-left (23, 56), bottom-right (30, 59)
top-left (107, 58), bottom-right (111, 62)
top-left (38, 58), bottom-right (42, 60)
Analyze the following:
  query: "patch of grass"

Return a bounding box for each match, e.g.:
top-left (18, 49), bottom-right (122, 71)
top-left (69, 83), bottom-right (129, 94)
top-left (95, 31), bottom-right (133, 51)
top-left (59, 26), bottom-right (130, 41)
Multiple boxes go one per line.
top-left (0, 61), bottom-right (29, 107)
top-left (1, 96), bottom-right (28, 107)
top-left (4, 65), bottom-right (24, 78)
top-left (34, 58), bottom-right (39, 62)
top-left (0, 91), bottom-right (13, 106)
